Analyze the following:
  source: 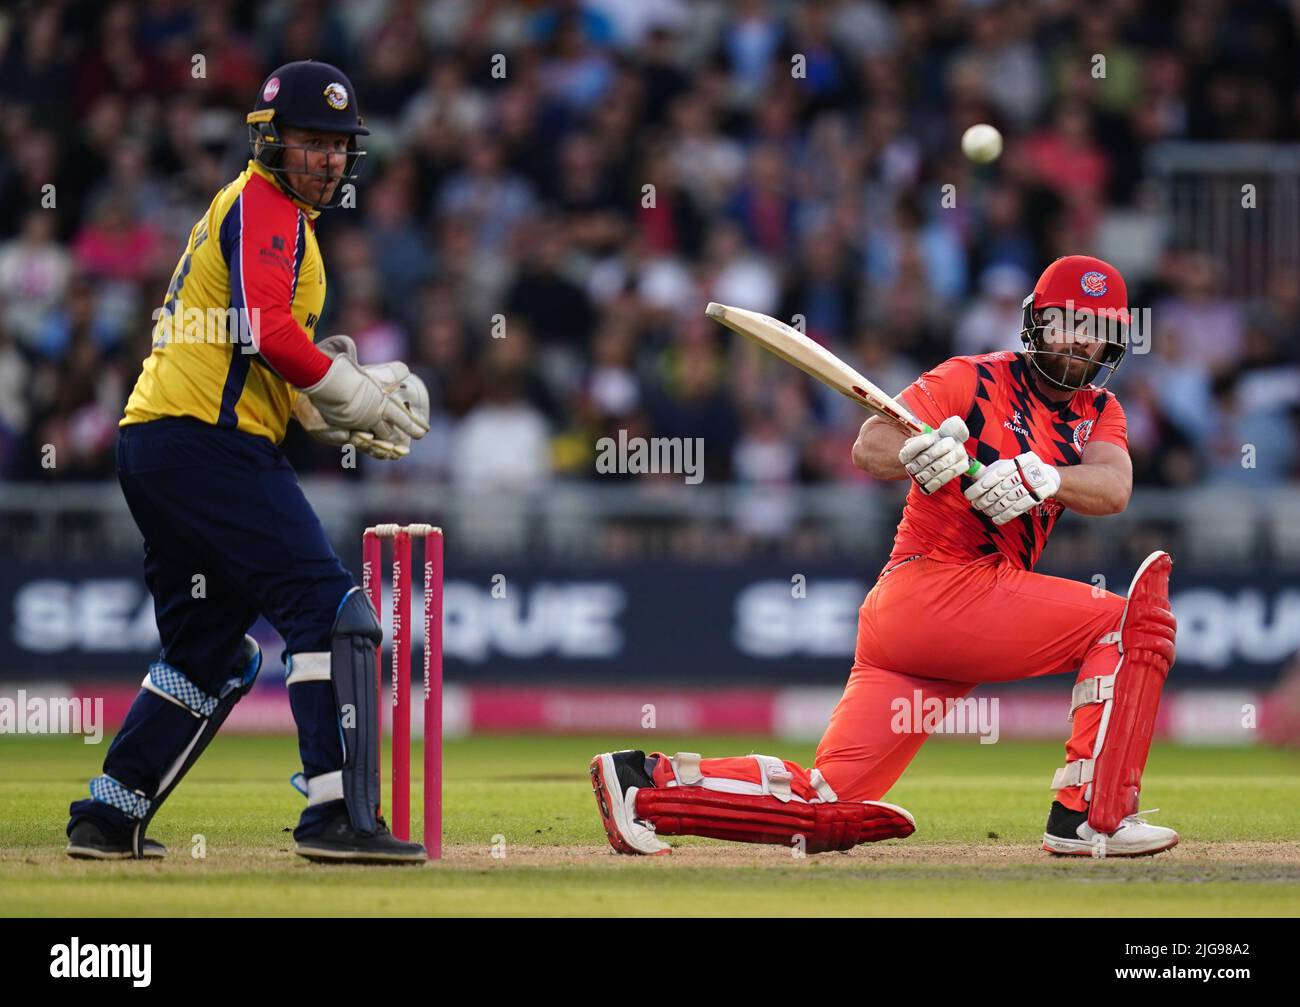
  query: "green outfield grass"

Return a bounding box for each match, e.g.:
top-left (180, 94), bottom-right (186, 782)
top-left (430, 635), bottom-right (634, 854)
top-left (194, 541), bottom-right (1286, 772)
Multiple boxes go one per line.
top-left (2, 734), bottom-right (1298, 916)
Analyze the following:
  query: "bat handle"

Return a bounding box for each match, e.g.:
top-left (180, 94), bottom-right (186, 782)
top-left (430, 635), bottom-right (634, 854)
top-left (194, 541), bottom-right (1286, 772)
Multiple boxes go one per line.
top-left (920, 423), bottom-right (983, 478)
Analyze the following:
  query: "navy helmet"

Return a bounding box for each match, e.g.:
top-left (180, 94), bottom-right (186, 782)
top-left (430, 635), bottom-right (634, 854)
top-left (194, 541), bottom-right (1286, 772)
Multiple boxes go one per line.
top-left (246, 60), bottom-right (368, 209)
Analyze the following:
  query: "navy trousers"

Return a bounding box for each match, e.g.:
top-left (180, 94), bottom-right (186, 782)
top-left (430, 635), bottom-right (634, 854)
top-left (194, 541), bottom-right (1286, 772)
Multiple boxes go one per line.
top-left (69, 417), bottom-right (355, 840)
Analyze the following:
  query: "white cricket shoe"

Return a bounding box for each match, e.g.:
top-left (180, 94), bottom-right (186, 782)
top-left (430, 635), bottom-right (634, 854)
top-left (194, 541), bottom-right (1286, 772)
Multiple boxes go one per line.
top-left (1042, 800), bottom-right (1179, 857)
top-left (589, 750), bottom-right (670, 855)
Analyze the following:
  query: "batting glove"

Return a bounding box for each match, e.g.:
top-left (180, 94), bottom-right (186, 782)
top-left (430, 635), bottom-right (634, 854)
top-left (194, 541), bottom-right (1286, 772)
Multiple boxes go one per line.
top-left (899, 415), bottom-right (971, 494)
top-left (964, 450), bottom-right (1061, 525)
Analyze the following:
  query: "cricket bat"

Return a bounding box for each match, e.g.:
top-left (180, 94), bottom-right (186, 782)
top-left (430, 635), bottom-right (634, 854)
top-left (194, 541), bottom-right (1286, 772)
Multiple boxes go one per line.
top-left (704, 302), bottom-right (983, 476)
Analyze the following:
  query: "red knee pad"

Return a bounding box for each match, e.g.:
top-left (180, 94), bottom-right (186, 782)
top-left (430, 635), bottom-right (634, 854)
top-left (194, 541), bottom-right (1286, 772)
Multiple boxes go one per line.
top-left (1088, 551), bottom-right (1177, 833)
top-left (635, 786), bottom-right (915, 853)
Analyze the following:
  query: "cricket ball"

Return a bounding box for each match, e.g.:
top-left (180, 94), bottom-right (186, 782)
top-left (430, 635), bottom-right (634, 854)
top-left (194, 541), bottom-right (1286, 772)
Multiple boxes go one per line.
top-left (961, 123), bottom-right (1003, 164)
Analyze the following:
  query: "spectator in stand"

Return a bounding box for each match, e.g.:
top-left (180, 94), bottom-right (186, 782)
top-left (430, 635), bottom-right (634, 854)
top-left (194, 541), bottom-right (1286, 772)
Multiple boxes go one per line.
top-left (537, 9), bottom-right (618, 115)
top-left (355, 5), bottom-right (429, 122)
top-left (85, 137), bottom-right (166, 231)
top-left (954, 264), bottom-right (1031, 357)
top-left (1144, 321), bottom-right (1216, 449)
top-left (733, 404), bottom-right (802, 539)
top-left (436, 138), bottom-right (536, 255)
top-left (0, 324), bottom-right (30, 474)
top-left (720, 0), bottom-right (785, 106)
top-left (336, 278), bottom-right (408, 367)
top-left (969, 183), bottom-right (1036, 279)
top-left (32, 277), bottom-right (123, 363)
top-left (0, 211), bottom-right (72, 349)
top-left (506, 214), bottom-right (597, 350)
top-left (0, 129), bottom-right (70, 241)
top-left (363, 167), bottom-right (436, 328)
top-left (777, 228), bottom-right (860, 346)
top-left (704, 219), bottom-right (780, 318)
top-left (1021, 100), bottom-right (1110, 243)
top-left (549, 132), bottom-right (627, 254)
top-left (636, 141), bottom-right (706, 258)
top-left (1245, 271), bottom-right (1300, 368)
top-left (71, 1), bottom-right (167, 116)
top-left (666, 89), bottom-right (745, 211)
top-left (412, 289), bottom-right (483, 421)
top-left (0, 5), bottom-right (70, 129)
top-left (1122, 376), bottom-right (1200, 488)
top-left (865, 194), bottom-right (967, 308)
top-left (650, 317), bottom-right (738, 483)
top-left (1048, 9), bottom-right (1143, 119)
top-left (23, 317), bottom-right (126, 481)
top-left (957, 2), bottom-right (1045, 130)
top-left (184, 6), bottom-right (263, 105)
top-left (450, 361), bottom-right (552, 492)
top-left (1154, 253), bottom-right (1245, 371)
top-left (725, 143), bottom-right (798, 259)
top-left (71, 193), bottom-right (161, 285)
top-left (871, 271), bottom-right (950, 370)
top-left (1204, 369), bottom-right (1298, 486)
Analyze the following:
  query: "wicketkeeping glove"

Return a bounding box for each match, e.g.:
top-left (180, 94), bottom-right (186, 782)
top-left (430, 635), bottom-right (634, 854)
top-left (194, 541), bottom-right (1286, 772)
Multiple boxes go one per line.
top-left (301, 336), bottom-right (432, 459)
top-left (302, 337), bottom-right (429, 444)
top-left (358, 360), bottom-right (430, 449)
top-left (292, 394), bottom-right (410, 460)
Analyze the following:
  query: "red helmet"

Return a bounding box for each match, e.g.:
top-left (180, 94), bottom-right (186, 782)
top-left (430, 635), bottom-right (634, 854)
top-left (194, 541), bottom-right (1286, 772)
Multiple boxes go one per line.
top-left (1020, 255), bottom-right (1130, 390)
top-left (1030, 255), bottom-right (1130, 323)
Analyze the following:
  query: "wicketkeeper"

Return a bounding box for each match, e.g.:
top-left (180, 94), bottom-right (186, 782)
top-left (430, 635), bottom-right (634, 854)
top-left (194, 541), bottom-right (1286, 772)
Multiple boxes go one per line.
top-left (66, 61), bottom-right (431, 863)
top-left (592, 255), bottom-right (1179, 858)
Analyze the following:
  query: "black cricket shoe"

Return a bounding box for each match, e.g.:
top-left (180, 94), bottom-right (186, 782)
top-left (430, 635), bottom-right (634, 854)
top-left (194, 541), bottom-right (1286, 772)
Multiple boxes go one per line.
top-left (66, 819), bottom-right (166, 860)
top-left (589, 749), bottom-right (668, 855)
top-left (294, 810), bottom-right (427, 864)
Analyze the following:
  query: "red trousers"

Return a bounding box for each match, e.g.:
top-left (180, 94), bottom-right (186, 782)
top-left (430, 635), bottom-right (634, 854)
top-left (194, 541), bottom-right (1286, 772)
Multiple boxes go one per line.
top-left (672, 554), bottom-right (1125, 812)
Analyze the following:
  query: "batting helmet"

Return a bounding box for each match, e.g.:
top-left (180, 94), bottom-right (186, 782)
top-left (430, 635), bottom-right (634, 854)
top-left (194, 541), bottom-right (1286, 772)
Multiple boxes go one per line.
top-left (246, 60), bottom-right (368, 210)
top-left (1020, 255), bottom-right (1131, 391)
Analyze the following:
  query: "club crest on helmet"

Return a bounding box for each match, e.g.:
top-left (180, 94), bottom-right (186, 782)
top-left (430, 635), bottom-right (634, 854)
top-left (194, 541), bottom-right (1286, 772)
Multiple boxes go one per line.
top-left (324, 83), bottom-right (349, 110)
top-left (1080, 271), bottom-right (1108, 296)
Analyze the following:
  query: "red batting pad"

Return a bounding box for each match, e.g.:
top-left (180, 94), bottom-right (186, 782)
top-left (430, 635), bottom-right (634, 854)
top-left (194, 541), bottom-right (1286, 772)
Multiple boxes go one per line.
top-left (1089, 553), bottom-right (1177, 834)
top-left (636, 787), bottom-right (914, 853)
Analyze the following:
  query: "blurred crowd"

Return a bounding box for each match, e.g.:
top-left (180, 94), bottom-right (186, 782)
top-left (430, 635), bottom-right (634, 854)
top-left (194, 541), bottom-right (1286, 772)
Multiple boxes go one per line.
top-left (2, 0), bottom-right (1299, 505)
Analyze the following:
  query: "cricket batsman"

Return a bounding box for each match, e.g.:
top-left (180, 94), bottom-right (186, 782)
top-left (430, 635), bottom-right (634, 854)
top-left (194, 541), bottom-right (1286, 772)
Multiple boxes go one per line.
top-left (592, 255), bottom-right (1179, 858)
top-left (65, 62), bottom-right (432, 863)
